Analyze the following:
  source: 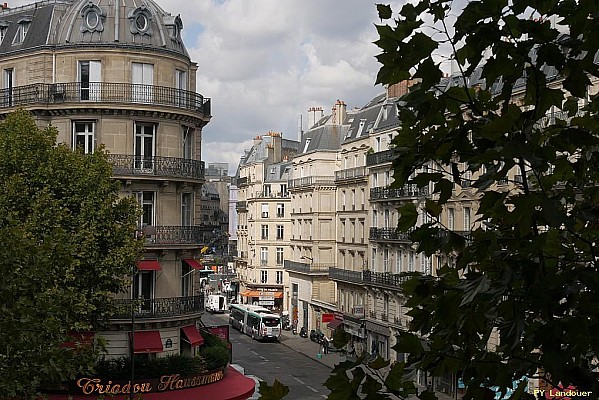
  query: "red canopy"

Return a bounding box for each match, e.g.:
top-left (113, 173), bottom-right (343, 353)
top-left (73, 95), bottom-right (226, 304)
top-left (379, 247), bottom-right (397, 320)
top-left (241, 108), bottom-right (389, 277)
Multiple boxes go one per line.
top-left (327, 319), bottom-right (343, 329)
top-left (183, 258), bottom-right (202, 269)
top-left (181, 325), bottom-right (205, 346)
top-left (130, 331), bottom-right (163, 353)
top-left (137, 260), bottom-right (161, 271)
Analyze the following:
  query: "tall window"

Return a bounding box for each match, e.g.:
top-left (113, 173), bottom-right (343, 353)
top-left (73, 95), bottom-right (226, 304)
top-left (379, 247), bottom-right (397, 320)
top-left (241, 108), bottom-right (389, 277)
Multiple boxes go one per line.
top-left (396, 250), bottom-right (403, 273)
top-left (78, 61), bottom-right (101, 101)
top-left (371, 248), bottom-right (377, 271)
top-left (263, 184), bottom-right (271, 197)
top-left (276, 225), bottom-right (284, 240)
top-left (134, 123), bottom-right (156, 170)
top-left (132, 62), bottom-right (154, 103)
top-left (261, 225), bottom-right (268, 240)
top-left (408, 252), bottom-right (415, 272)
top-left (372, 210), bottom-right (378, 227)
top-left (3, 68), bottom-right (13, 107)
top-left (72, 121), bottom-right (95, 154)
top-left (448, 208), bottom-right (455, 230)
top-left (383, 248), bottom-right (389, 272)
top-left (276, 247), bottom-right (284, 266)
top-left (134, 271), bottom-right (154, 312)
top-left (182, 126), bottom-right (193, 159)
top-left (276, 271), bottom-right (283, 284)
top-left (261, 204), bottom-right (269, 218)
top-left (175, 69), bottom-right (187, 106)
top-left (260, 270), bottom-right (268, 284)
top-left (135, 191), bottom-right (155, 227)
top-left (464, 207), bottom-right (471, 231)
top-left (276, 203), bottom-right (285, 218)
top-left (181, 193), bottom-right (192, 226)
top-left (384, 209), bottom-right (390, 228)
top-left (260, 247), bottom-right (268, 266)
top-left (0, 24), bottom-right (7, 44)
top-left (181, 262), bottom-right (191, 296)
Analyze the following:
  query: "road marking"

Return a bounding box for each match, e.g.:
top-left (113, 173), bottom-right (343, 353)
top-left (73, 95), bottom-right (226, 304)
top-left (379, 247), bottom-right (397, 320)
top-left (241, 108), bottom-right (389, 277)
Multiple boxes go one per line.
top-left (321, 395), bottom-right (328, 399)
top-left (250, 350), bottom-right (259, 355)
top-left (293, 377), bottom-right (305, 385)
top-left (306, 386), bottom-right (319, 393)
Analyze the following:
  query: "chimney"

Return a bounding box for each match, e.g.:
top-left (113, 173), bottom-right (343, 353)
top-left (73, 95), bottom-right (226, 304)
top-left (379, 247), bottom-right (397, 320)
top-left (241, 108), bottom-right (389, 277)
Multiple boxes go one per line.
top-left (1, 3), bottom-right (8, 9)
top-left (386, 81), bottom-right (415, 99)
top-left (266, 130), bottom-right (282, 162)
top-left (253, 135), bottom-right (262, 146)
top-left (331, 100), bottom-right (346, 125)
top-left (308, 106), bottom-right (323, 128)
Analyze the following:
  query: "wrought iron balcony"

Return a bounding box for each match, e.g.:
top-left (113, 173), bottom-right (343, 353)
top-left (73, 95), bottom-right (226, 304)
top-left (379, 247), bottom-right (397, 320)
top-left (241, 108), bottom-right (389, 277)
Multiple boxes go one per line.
top-left (237, 177), bottom-right (249, 187)
top-left (363, 270), bottom-right (408, 289)
top-left (329, 267), bottom-right (363, 284)
top-left (144, 225), bottom-right (204, 246)
top-left (366, 149), bottom-right (399, 166)
top-left (0, 82), bottom-right (210, 117)
top-left (370, 185), bottom-right (429, 201)
top-left (111, 295), bottom-right (204, 319)
top-left (369, 227), bottom-right (412, 242)
top-left (236, 201), bottom-right (247, 211)
top-left (284, 260), bottom-right (331, 274)
top-left (108, 154), bottom-right (204, 182)
top-left (288, 176), bottom-right (336, 189)
top-left (335, 166), bottom-right (367, 182)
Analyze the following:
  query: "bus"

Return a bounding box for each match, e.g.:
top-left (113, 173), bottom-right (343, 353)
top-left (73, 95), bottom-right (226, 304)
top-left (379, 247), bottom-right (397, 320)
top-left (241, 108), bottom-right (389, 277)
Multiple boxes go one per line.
top-left (229, 304), bottom-right (281, 341)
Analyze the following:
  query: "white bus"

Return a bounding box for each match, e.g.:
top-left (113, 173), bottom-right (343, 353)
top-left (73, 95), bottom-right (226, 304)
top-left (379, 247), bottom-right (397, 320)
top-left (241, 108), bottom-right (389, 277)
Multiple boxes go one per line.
top-left (206, 294), bottom-right (227, 313)
top-left (229, 304), bottom-right (281, 341)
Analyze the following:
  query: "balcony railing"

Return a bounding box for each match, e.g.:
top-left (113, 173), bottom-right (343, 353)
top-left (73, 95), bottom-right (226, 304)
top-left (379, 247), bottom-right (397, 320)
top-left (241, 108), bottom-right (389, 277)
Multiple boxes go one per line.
top-left (366, 149), bottom-right (399, 166)
top-left (363, 270), bottom-right (408, 288)
top-left (237, 177), bottom-right (249, 187)
top-left (236, 201), bottom-right (247, 211)
top-left (145, 226), bottom-right (204, 245)
top-left (284, 260), bottom-right (331, 274)
top-left (329, 267), bottom-right (363, 284)
top-left (112, 295), bottom-right (204, 319)
top-left (288, 176), bottom-right (336, 189)
top-left (370, 185), bottom-right (429, 201)
top-left (0, 82), bottom-right (210, 116)
top-left (108, 154), bottom-right (204, 181)
top-left (369, 227), bottom-right (412, 242)
top-left (335, 166), bottom-right (367, 182)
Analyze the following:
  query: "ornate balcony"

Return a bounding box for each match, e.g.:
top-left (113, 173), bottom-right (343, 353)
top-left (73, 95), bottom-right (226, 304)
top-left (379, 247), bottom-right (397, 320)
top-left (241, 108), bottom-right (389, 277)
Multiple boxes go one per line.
top-left (236, 201), bottom-right (247, 211)
top-left (284, 260), bottom-right (331, 274)
top-left (363, 270), bottom-right (408, 289)
top-left (370, 185), bottom-right (429, 201)
top-left (111, 295), bottom-right (204, 320)
top-left (0, 82), bottom-right (210, 117)
top-left (369, 227), bottom-right (412, 243)
top-left (288, 176), bottom-right (336, 189)
top-left (108, 154), bottom-right (204, 183)
top-left (335, 166), bottom-right (367, 183)
top-left (329, 267), bottom-right (363, 284)
top-left (144, 225), bottom-right (204, 246)
top-left (366, 148), bottom-right (398, 166)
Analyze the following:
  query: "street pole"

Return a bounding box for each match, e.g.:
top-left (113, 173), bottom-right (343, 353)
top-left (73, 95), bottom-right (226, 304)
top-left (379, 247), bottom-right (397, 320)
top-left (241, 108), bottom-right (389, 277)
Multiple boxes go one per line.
top-left (130, 266), bottom-right (135, 400)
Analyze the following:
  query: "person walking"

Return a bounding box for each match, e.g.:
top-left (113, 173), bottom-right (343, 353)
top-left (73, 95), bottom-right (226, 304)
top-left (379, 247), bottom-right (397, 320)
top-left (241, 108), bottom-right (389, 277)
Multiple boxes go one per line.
top-left (323, 336), bottom-right (330, 354)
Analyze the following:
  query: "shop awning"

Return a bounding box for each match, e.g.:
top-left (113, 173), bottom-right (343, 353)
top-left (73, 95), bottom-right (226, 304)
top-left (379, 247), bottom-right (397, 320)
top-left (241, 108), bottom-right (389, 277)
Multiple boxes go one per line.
top-left (181, 325), bottom-right (204, 346)
top-left (137, 260), bottom-right (161, 271)
top-left (130, 331), bottom-right (163, 353)
top-left (240, 290), bottom-right (282, 298)
top-left (183, 258), bottom-right (203, 269)
top-left (60, 332), bottom-right (95, 349)
top-left (327, 319), bottom-right (343, 329)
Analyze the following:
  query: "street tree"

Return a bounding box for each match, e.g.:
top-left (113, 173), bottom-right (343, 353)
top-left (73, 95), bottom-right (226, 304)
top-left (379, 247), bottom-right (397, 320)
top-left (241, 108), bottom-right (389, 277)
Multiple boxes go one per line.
top-left (325, 1), bottom-right (599, 399)
top-left (0, 110), bottom-right (142, 399)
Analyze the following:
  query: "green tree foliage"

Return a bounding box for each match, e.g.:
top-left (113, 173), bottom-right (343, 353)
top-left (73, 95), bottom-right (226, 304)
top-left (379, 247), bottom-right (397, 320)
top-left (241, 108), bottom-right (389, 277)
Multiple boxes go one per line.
top-left (0, 110), bottom-right (142, 399)
top-left (345, 0), bottom-right (599, 399)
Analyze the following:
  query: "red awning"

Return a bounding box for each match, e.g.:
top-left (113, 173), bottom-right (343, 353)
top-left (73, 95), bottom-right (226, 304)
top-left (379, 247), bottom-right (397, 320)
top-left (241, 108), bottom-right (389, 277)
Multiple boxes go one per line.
top-left (327, 319), bottom-right (343, 329)
top-left (183, 258), bottom-right (203, 269)
top-left (181, 325), bottom-right (205, 346)
top-left (130, 331), bottom-right (163, 353)
top-left (137, 260), bottom-right (161, 271)
top-left (60, 332), bottom-right (95, 349)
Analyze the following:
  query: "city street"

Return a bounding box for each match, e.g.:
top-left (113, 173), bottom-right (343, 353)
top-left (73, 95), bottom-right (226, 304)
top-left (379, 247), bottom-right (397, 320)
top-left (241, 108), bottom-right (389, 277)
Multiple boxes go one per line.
top-left (202, 312), bottom-right (333, 400)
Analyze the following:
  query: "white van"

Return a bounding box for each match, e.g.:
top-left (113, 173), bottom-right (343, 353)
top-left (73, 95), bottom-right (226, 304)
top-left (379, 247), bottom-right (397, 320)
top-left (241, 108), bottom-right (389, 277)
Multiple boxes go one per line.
top-left (206, 294), bottom-right (228, 314)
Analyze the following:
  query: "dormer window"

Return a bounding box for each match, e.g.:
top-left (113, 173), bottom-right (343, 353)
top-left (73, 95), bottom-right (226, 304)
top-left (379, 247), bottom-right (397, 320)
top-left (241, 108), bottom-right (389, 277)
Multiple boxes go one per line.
top-left (80, 3), bottom-right (106, 33)
top-left (164, 15), bottom-right (183, 44)
top-left (0, 22), bottom-right (8, 44)
top-left (13, 16), bottom-right (32, 45)
top-left (128, 6), bottom-right (153, 36)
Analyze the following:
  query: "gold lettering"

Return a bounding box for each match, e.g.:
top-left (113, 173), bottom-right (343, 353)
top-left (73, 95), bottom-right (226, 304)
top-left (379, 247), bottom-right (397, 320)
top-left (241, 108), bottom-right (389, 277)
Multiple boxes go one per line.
top-left (77, 378), bottom-right (100, 395)
top-left (111, 384), bottom-right (121, 394)
top-left (141, 383), bottom-right (152, 393)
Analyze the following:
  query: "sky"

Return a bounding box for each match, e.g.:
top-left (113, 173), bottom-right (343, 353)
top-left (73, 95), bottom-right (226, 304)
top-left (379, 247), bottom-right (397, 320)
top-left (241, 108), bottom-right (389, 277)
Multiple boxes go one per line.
top-left (9, 0), bottom-right (405, 172)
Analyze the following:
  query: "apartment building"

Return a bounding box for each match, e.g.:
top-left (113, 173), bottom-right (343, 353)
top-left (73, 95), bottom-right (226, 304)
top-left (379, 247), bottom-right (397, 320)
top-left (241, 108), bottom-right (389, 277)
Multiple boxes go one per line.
top-left (0, 0), bottom-right (210, 358)
top-left (284, 101), bottom-right (348, 331)
top-left (235, 132), bottom-right (299, 312)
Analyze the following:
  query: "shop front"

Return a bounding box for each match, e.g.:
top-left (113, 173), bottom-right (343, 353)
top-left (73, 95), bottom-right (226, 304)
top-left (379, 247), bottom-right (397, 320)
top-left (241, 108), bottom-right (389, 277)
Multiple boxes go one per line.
top-left (239, 287), bottom-right (284, 312)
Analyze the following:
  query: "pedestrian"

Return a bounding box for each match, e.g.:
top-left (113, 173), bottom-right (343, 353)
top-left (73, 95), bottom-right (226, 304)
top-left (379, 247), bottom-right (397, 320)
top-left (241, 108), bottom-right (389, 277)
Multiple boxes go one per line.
top-left (323, 337), bottom-right (330, 354)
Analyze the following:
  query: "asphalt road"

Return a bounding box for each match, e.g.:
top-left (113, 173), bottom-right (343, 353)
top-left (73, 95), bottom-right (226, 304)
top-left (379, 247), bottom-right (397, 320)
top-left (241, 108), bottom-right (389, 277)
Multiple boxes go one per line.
top-left (202, 312), bottom-right (332, 400)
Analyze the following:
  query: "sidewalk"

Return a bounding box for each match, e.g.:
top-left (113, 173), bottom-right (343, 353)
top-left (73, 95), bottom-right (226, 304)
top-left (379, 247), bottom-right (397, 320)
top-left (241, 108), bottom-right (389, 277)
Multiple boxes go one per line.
top-left (278, 329), bottom-right (346, 369)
